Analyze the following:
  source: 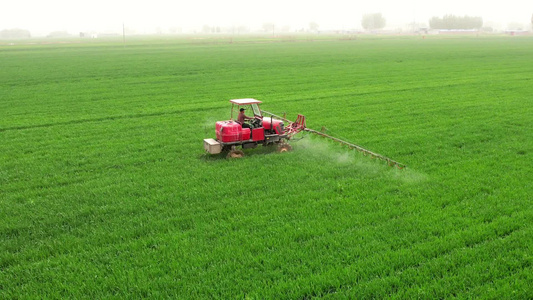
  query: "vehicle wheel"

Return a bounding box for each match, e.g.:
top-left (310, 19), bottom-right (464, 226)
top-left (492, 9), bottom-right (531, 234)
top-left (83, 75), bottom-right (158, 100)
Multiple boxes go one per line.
top-left (227, 150), bottom-right (244, 158)
top-left (277, 143), bottom-right (292, 153)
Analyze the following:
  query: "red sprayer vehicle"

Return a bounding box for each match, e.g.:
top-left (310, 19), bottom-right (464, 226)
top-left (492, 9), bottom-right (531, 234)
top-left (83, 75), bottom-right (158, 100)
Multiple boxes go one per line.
top-left (203, 98), bottom-right (407, 168)
top-left (203, 98), bottom-right (306, 158)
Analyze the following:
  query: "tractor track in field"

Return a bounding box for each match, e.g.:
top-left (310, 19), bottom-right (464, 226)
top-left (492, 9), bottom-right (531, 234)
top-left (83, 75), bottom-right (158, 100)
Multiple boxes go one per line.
top-left (0, 107), bottom-right (219, 132)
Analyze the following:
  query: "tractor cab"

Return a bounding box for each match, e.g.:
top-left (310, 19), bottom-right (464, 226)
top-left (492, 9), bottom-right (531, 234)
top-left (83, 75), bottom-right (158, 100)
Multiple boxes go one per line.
top-left (230, 98), bottom-right (263, 129)
top-left (229, 98), bottom-right (285, 135)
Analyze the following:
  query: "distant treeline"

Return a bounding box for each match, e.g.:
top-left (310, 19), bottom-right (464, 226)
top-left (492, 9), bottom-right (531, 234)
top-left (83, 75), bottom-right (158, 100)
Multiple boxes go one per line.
top-left (429, 15), bottom-right (483, 30)
top-left (0, 28), bottom-right (31, 39)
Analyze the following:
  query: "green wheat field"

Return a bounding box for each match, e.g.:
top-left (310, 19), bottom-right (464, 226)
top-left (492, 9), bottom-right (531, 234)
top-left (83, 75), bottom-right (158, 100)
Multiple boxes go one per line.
top-left (1, 35), bottom-right (532, 298)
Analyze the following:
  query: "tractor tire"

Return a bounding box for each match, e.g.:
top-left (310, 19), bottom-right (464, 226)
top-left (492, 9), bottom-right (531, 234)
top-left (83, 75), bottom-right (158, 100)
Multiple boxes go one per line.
top-left (227, 150), bottom-right (244, 158)
top-left (277, 143), bottom-right (292, 153)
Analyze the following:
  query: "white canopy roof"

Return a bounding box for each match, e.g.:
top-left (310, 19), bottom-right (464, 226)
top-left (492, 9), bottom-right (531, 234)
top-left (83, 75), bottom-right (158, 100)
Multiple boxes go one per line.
top-left (229, 98), bottom-right (262, 105)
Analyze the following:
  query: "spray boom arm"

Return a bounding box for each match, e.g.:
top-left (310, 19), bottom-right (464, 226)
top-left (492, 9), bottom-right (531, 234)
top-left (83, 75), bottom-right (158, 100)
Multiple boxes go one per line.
top-left (261, 110), bottom-right (406, 169)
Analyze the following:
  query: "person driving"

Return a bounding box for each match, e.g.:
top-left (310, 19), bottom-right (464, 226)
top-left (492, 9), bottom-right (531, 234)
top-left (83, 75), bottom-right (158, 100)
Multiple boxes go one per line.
top-left (237, 107), bottom-right (252, 128)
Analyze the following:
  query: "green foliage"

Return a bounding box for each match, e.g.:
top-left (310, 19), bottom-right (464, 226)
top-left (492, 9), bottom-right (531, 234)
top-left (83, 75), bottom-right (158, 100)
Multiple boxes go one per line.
top-left (429, 15), bottom-right (483, 30)
top-left (309, 22), bottom-right (319, 32)
top-left (362, 13), bottom-right (386, 30)
top-left (46, 31), bottom-right (73, 38)
top-left (1, 36), bottom-right (532, 298)
top-left (0, 28), bottom-right (31, 39)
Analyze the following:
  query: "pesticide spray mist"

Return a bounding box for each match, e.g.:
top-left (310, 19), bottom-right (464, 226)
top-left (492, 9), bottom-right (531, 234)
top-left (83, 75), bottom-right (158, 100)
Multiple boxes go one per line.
top-left (292, 135), bottom-right (428, 183)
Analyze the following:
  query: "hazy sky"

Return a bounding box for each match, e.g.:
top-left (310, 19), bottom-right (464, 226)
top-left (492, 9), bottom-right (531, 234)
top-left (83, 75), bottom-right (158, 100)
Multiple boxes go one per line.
top-left (2, 0), bottom-right (532, 35)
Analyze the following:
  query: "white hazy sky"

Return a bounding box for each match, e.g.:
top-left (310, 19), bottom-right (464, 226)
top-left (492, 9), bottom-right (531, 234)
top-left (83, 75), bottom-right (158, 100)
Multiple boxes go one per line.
top-left (2, 0), bottom-right (532, 35)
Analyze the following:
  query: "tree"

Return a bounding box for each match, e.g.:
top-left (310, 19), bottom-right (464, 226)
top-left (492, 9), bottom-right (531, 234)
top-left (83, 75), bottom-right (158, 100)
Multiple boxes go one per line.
top-left (361, 13), bottom-right (386, 31)
top-left (507, 22), bottom-right (524, 30)
top-left (0, 28), bottom-right (31, 39)
top-left (46, 31), bottom-right (72, 38)
top-left (309, 22), bottom-right (319, 32)
top-left (202, 25), bottom-right (212, 34)
top-left (429, 15), bottom-right (483, 30)
top-left (262, 23), bottom-right (275, 35)
top-left (236, 25), bottom-right (249, 34)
